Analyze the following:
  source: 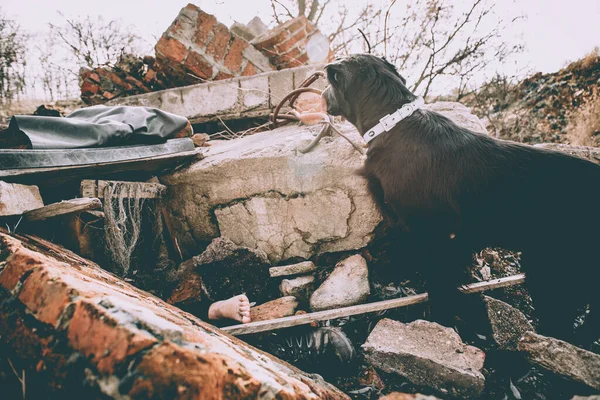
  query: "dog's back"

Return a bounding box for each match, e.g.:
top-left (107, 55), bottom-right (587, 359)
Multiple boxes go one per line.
top-left (365, 108), bottom-right (599, 335)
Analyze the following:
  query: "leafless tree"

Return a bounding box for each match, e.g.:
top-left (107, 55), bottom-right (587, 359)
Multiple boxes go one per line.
top-left (270, 0), bottom-right (380, 54)
top-left (0, 8), bottom-right (28, 105)
top-left (49, 13), bottom-right (141, 70)
top-left (271, 0), bottom-right (524, 100)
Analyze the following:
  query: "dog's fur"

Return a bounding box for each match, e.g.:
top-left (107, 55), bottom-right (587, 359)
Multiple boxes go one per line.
top-left (323, 54), bottom-right (598, 343)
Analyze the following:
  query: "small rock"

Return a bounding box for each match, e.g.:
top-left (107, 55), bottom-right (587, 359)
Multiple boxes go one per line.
top-left (0, 181), bottom-right (44, 216)
top-left (309, 254), bottom-right (370, 311)
top-left (362, 319), bottom-right (486, 398)
top-left (280, 275), bottom-right (315, 302)
top-left (480, 265), bottom-right (492, 281)
top-left (269, 261), bottom-right (316, 277)
top-left (191, 133), bottom-right (210, 147)
top-left (484, 295), bottom-right (534, 351)
top-left (250, 296), bottom-right (298, 322)
top-left (193, 237), bottom-right (272, 303)
top-left (518, 332), bottom-right (600, 390)
top-left (357, 365), bottom-right (385, 390)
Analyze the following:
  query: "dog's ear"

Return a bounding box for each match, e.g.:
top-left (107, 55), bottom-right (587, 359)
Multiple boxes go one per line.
top-left (381, 57), bottom-right (407, 85)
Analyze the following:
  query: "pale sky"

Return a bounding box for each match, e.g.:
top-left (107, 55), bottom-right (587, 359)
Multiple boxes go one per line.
top-left (2, 0), bottom-right (599, 98)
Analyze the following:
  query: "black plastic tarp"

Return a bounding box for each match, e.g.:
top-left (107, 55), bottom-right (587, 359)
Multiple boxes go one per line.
top-left (8, 105), bottom-right (189, 149)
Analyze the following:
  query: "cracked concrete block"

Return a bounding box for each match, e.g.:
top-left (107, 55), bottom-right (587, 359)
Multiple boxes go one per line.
top-left (215, 189), bottom-right (352, 263)
top-left (0, 181), bottom-right (44, 216)
top-left (363, 319), bottom-right (486, 398)
top-left (310, 254), bottom-right (369, 311)
top-left (269, 68), bottom-right (295, 108)
top-left (160, 103), bottom-right (486, 261)
top-left (518, 332), bottom-right (600, 390)
top-left (484, 295), bottom-right (534, 351)
top-left (240, 74), bottom-right (269, 109)
top-left (160, 121), bottom-right (381, 261)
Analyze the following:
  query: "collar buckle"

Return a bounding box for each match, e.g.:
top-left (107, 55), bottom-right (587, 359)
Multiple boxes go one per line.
top-left (379, 113), bottom-right (397, 131)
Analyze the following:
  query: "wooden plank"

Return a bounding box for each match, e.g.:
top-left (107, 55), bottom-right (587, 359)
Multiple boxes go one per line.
top-left (269, 261), bottom-right (316, 277)
top-left (24, 198), bottom-right (102, 221)
top-left (222, 273), bottom-right (526, 336)
top-left (80, 180), bottom-right (167, 199)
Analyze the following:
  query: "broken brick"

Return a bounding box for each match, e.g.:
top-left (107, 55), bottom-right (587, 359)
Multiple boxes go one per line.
top-left (206, 23), bottom-right (230, 62)
top-left (223, 36), bottom-right (249, 73)
top-left (194, 10), bottom-right (217, 46)
top-left (155, 36), bottom-right (188, 64)
top-left (0, 233), bottom-right (348, 398)
top-left (184, 51), bottom-right (214, 79)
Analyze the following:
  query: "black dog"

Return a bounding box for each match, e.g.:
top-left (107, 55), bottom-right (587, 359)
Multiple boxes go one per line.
top-left (322, 54), bottom-right (599, 344)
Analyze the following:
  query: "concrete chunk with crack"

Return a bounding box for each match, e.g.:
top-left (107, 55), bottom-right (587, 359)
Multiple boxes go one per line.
top-left (362, 319), bottom-right (486, 398)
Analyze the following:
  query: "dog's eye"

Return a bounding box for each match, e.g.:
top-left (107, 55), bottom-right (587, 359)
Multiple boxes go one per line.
top-left (327, 68), bottom-right (340, 85)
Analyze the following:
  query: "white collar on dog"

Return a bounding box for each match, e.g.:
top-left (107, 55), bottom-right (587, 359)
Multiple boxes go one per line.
top-left (363, 97), bottom-right (424, 144)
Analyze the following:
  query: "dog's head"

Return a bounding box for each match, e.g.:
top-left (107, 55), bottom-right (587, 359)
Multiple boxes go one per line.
top-left (322, 54), bottom-right (415, 125)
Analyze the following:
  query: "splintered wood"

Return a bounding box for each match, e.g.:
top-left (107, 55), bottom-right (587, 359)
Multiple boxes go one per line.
top-left (24, 198), bottom-right (102, 221)
top-left (222, 274), bottom-right (526, 336)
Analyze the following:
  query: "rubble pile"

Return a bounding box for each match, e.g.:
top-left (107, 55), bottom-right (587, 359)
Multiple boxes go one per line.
top-left (467, 51), bottom-right (600, 145)
top-left (79, 4), bottom-right (330, 105)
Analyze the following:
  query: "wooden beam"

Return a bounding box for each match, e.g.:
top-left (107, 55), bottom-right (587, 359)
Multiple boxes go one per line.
top-left (24, 198), bottom-right (102, 221)
top-left (81, 179), bottom-right (167, 199)
top-left (222, 273), bottom-right (526, 336)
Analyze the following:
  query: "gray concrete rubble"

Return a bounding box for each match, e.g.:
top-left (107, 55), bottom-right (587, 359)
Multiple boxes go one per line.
top-left (0, 181), bottom-right (44, 216)
top-left (280, 275), bottom-right (315, 302)
top-left (518, 332), bottom-right (600, 390)
top-left (362, 319), bottom-right (486, 398)
top-left (483, 295), bottom-right (535, 351)
top-left (160, 102), bottom-right (487, 262)
top-left (309, 254), bottom-right (370, 311)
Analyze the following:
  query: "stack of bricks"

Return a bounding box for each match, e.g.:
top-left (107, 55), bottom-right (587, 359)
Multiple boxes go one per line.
top-left (80, 55), bottom-right (166, 105)
top-left (0, 233), bottom-right (348, 399)
top-left (251, 16), bottom-right (329, 69)
top-left (79, 4), bottom-right (333, 105)
top-left (154, 4), bottom-right (273, 84)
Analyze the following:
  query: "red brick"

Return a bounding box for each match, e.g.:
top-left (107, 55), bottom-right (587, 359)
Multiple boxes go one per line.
top-left (18, 266), bottom-right (78, 327)
top-left (128, 342), bottom-right (263, 399)
top-left (144, 68), bottom-right (156, 82)
top-left (241, 62), bottom-right (257, 77)
top-left (184, 51), bottom-right (214, 79)
top-left (274, 46), bottom-right (306, 68)
top-left (214, 71), bottom-right (234, 80)
top-left (252, 29), bottom-right (290, 51)
top-left (102, 91), bottom-right (116, 100)
top-left (167, 272), bottom-right (203, 305)
top-left (88, 72), bottom-right (100, 83)
top-left (0, 244), bottom-right (46, 291)
top-left (194, 10), bottom-right (217, 46)
top-left (155, 36), bottom-right (188, 64)
top-left (206, 23), bottom-right (230, 62)
top-left (80, 79), bottom-right (99, 95)
top-left (224, 36), bottom-right (248, 73)
top-left (274, 27), bottom-right (308, 54)
top-left (67, 300), bottom-right (157, 374)
top-left (286, 16), bottom-right (309, 34)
